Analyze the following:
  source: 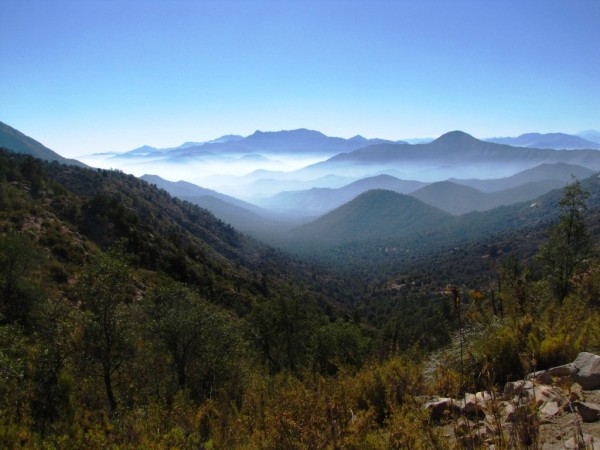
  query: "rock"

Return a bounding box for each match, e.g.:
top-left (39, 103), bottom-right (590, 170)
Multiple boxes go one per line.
top-left (503, 402), bottom-right (517, 422)
top-left (562, 433), bottom-right (597, 449)
top-left (528, 364), bottom-right (578, 385)
top-left (535, 384), bottom-right (568, 407)
top-left (504, 380), bottom-right (534, 399)
top-left (424, 397), bottom-right (461, 420)
top-left (462, 393), bottom-right (486, 417)
top-left (548, 364), bottom-right (578, 378)
top-left (539, 401), bottom-right (561, 422)
top-left (475, 391), bottom-right (492, 402)
top-left (572, 352), bottom-right (600, 390)
top-left (527, 369), bottom-right (553, 384)
top-left (569, 383), bottom-right (583, 402)
top-left (571, 401), bottom-right (600, 423)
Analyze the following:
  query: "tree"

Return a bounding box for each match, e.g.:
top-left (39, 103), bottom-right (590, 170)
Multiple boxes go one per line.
top-left (74, 251), bottom-right (134, 415)
top-left (538, 180), bottom-right (592, 301)
top-left (0, 231), bottom-right (39, 325)
top-left (249, 289), bottom-right (321, 373)
top-left (144, 280), bottom-right (246, 402)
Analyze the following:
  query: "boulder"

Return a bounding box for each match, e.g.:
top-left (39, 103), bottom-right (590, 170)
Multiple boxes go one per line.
top-left (539, 401), bottom-right (561, 422)
top-left (571, 401), bottom-right (600, 423)
top-left (572, 352), bottom-right (600, 390)
top-left (424, 397), bottom-right (461, 421)
top-left (527, 364), bottom-right (577, 385)
top-left (462, 393), bottom-right (486, 417)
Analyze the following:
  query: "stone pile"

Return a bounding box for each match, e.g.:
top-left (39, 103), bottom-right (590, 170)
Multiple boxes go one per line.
top-left (423, 352), bottom-right (600, 448)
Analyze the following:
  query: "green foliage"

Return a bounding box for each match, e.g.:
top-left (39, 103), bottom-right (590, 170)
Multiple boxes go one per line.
top-left (144, 280), bottom-right (249, 403)
top-left (313, 319), bottom-right (371, 375)
top-left (249, 289), bottom-right (323, 373)
top-left (0, 231), bottom-right (40, 326)
top-left (74, 251), bottom-right (135, 414)
top-left (538, 179), bottom-right (592, 301)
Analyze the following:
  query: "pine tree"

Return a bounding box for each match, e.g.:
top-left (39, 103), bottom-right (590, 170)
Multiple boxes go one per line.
top-left (538, 180), bottom-right (592, 301)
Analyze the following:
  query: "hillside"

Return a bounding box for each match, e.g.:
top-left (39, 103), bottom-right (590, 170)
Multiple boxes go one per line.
top-left (0, 121), bottom-right (86, 167)
top-left (2, 148), bottom-right (600, 448)
top-left (284, 173), bottom-right (600, 276)
top-left (411, 181), bottom-right (487, 215)
top-left (141, 174), bottom-right (266, 215)
top-left (140, 174), bottom-right (301, 238)
top-left (289, 189), bottom-right (452, 244)
top-left (411, 179), bottom-right (566, 215)
top-left (452, 162), bottom-right (595, 192)
top-left (0, 147), bottom-right (323, 319)
top-left (261, 174), bottom-right (427, 215)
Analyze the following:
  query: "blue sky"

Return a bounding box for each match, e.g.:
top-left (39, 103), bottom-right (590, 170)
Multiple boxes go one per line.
top-left (1, 0), bottom-right (599, 157)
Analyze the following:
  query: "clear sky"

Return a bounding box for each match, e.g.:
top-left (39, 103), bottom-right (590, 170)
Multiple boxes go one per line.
top-left (1, 0), bottom-right (599, 157)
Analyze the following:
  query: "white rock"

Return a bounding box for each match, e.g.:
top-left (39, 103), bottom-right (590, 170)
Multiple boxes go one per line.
top-left (572, 352), bottom-right (600, 390)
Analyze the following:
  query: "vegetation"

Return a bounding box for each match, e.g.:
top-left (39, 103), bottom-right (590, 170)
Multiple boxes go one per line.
top-left (1, 147), bottom-right (599, 447)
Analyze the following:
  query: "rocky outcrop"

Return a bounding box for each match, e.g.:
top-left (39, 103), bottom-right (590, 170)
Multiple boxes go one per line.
top-left (423, 352), bottom-right (600, 448)
top-left (528, 351), bottom-right (600, 390)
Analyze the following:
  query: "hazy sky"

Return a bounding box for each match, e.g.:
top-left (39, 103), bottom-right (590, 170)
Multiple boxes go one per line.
top-left (1, 0), bottom-right (599, 157)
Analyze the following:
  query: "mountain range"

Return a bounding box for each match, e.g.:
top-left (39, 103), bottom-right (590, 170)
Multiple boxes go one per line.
top-left (486, 132), bottom-right (600, 150)
top-left (116, 128), bottom-right (400, 160)
top-left (2, 120), bottom-right (600, 243)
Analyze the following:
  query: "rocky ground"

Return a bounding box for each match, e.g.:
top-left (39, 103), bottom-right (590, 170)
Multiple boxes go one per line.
top-left (423, 352), bottom-right (600, 449)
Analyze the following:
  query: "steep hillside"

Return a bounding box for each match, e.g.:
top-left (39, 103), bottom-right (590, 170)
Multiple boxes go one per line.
top-left (0, 147), bottom-right (317, 317)
top-left (289, 189), bottom-right (452, 244)
top-left (0, 121), bottom-right (86, 167)
top-left (140, 174), bottom-right (301, 239)
top-left (140, 174), bottom-right (264, 214)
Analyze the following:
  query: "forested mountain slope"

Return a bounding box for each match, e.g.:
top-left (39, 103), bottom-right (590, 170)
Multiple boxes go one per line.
top-left (2, 149), bottom-right (600, 447)
top-left (289, 189), bottom-right (452, 244)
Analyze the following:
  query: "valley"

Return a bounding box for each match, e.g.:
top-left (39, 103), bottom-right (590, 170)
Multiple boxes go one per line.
top-left (1, 121), bottom-right (600, 448)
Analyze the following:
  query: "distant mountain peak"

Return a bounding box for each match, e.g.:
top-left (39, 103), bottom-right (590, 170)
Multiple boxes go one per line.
top-left (249, 128), bottom-right (326, 138)
top-left (349, 135), bottom-right (367, 142)
top-left (431, 131), bottom-right (479, 145)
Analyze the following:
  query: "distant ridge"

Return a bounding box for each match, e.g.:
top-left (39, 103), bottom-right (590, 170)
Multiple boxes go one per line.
top-left (411, 179), bottom-right (567, 215)
top-left (260, 175), bottom-right (427, 215)
top-left (304, 131), bottom-right (600, 177)
top-left (117, 128), bottom-right (394, 159)
top-left (486, 132), bottom-right (600, 150)
top-left (451, 162), bottom-right (595, 192)
top-left (577, 130), bottom-right (600, 145)
top-left (290, 189), bottom-right (451, 244)
top-left (140, 174), bottom-right (264, 214)
top-left (0, 121), bottom-right (86, 167)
